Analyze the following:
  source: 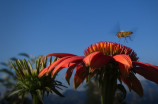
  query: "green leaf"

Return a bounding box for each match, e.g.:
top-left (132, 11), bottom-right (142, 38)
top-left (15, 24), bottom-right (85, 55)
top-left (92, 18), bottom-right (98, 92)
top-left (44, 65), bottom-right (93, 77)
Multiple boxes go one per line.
top-left (52, 57), bottom-right (58, 63)
top-left (10, 61), bottom-right (22, 78)
top-left (37, 57), bottom-right (41, 74)
top-left (37, 81), bottom-right (41, 86)
top-left (57, 84), bottom-right (67, 88)
top-left (8, 89), bottom-right (23, 97)
top-left (0, 62), bottom-right (7, 66)
top-left (118, 76), bottom-right (122, 84)
top-left (51, 87), bottom-right (64, 97)
top-left (17, 81), bottom-right (29, 89)
top-left (21, 92), bottom-right (25, 104)
top-left (36, 89), bottom-right (43, 102)
top-left (27, 60), bottom-right (33, 70)
top-left (56, 86), bottom-right (63, 90)
top-left (45, 87), bottom-right (52, 93)
top-left (10, 57), bottom-right (18, 61)
top-left (117, 84), bottom-right (127, 101)
top-left (19, 53), bottom-right (30, 58)
top-left (49, 56), bottom-right (52, 66)
top-left (15, 61), bottom-right (25, 79)
top-left (0, 68), bottom-right (14, 76)
top-left (17, 60), bottom-right (25, 69)
top-left (46, 91), bottom-right (49, 97)
top-left (43, 56), bottom-right (47, 68)
top-left (23, 59), bottom-right (32, 76)
top-left (87, 74), bottom-right (92, 82)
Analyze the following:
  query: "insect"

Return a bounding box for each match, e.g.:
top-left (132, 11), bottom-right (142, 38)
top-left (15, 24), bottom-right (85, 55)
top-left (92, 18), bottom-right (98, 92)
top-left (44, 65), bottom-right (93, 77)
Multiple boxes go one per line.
top-left (109, 22), bottom-right (137, 43)
top-left (116, 31), bottom-right (133, 43)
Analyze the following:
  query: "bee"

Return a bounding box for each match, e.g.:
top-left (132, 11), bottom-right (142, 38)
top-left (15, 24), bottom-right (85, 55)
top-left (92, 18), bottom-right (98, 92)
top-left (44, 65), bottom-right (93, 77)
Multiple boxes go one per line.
top-left (109, 22), bottom-right (136, 43)
top-left (116, 31), bottom-right (133, 43)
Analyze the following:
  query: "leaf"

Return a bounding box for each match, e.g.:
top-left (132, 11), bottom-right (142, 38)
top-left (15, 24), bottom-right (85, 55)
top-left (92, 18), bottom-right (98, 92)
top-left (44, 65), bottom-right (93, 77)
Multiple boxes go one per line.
top-left (27, 60), bottom-right (33, 70)
top-left (117, 84), bottom-right (126, 101)
top-left (46, 91), bottom-right (49, 97)
top-left (51, 87), bottom-right (64, 97)
top-left (10, 57), bottom-right (18, 61)
top-left (10, 61), bottom-right (22, 78)
top-left (19, 53), bottom-right (30, 58)
top-left (0, 62), bottom-right (7, 66)
top-left (8, 89), bottom-right (23, 97)
top-left (118, 76), bottom-right (122, 84)
top-left (56, 86), bottom-right (63, 90)
top-left (0, 68), bottom-right (14, 76)
top-left (45, 87), bottom-right (52, 93)
top-left (21, 92), bottom-right (25, 104)
top-left (23, 59), bottom-right (32, 76)
top-left (37, 57), bottom-right (42, 74)
top-left (17, 81), bottom-right (29, 89)
top-left (36, 89), bottom-right (43, 103)
top-left (15, 61), bottom-right (25, 79)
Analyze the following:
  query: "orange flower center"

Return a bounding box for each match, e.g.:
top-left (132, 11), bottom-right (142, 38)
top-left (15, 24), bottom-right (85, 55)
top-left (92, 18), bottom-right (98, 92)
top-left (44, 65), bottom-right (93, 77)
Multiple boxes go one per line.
top-left (84, 41), bottom-right (138, 61)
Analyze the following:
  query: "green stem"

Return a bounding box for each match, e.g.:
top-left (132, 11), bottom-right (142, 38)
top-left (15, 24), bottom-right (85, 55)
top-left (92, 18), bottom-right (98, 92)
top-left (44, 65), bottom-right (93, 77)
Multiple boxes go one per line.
top-left (101, 71), bottom-right (117, 104)
top-left (31, 92), bottom-right (43, 104)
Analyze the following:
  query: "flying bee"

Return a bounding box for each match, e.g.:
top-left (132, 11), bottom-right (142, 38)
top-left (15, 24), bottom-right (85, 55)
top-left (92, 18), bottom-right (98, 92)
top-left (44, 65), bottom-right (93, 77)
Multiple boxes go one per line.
top-left (109, 22), bottom-right (137, 43)
top-left (116, 31), bottom-right (133, 43)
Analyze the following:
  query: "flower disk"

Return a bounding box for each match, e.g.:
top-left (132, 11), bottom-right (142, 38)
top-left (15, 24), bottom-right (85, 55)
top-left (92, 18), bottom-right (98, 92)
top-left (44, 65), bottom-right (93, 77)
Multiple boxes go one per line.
top-left (84, 41), bottom-right (139, 61)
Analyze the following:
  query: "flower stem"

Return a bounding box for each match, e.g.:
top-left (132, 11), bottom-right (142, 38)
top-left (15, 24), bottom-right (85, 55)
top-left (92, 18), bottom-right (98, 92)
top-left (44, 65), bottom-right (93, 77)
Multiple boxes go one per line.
top-left (101, 71), bottom-right (117, 104)
top-left (31, 92), bottom-right (43, 104)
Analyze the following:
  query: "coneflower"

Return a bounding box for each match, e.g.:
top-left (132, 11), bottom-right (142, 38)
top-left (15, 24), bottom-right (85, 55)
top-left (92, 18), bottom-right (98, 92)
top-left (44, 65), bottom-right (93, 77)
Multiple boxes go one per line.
top-left (38, 41), bottom-right (158, 104)
top-left (10, 56), bottom-right (67, 104)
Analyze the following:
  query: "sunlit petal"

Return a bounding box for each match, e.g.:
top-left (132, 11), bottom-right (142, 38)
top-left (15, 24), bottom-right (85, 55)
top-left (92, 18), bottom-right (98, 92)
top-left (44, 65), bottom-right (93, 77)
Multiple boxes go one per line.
top-left (113, 54), bottom-right (132, 67)
top-left (83, 52), bottom-right (113, 72)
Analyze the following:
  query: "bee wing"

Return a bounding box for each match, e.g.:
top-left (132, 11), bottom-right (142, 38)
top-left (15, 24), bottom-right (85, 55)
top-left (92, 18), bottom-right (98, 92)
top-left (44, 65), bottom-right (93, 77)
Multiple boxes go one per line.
top-left (130, 27), bottom-right (138, 33)
top-left (109, 21), bottom-right (120, 35)
top-left (130, 27), bottom-right (138, 40)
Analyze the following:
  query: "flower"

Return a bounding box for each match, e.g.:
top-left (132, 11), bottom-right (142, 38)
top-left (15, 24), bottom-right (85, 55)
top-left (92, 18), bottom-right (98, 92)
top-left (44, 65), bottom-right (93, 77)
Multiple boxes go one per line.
top-left (10, 56), bottom-right (67, 104)
top-left (38, 41), bottom-right (158, 99)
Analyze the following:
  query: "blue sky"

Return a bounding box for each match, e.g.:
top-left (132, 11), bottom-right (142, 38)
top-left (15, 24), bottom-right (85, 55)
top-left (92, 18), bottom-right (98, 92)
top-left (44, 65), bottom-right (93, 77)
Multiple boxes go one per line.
top-left (0, 0), bottom-right (158, 64)
top-left (0, 0), bottom-right (158, 101)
